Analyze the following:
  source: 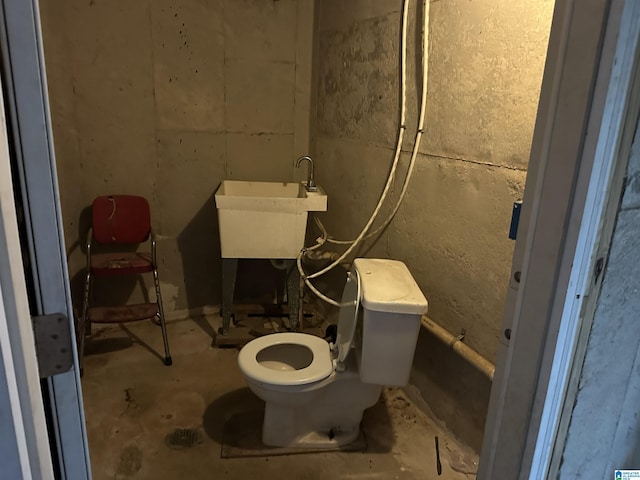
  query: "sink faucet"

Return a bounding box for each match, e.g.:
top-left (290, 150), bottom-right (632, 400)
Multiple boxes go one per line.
top-left (296, 155), bottom-right (317, 192)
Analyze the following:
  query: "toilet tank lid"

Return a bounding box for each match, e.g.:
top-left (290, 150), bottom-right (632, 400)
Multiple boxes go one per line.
top-left (353, 258), bottom-right (428, 315)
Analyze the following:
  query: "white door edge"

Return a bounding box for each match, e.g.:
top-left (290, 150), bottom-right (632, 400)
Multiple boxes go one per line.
top-left (0, 71), bottom-right (54, 479)
top-left (528, 1), bottom-right (640, 477)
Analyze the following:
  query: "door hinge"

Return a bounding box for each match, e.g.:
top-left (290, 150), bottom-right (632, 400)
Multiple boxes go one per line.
top-left (31, 313), bottom-right (74, 378)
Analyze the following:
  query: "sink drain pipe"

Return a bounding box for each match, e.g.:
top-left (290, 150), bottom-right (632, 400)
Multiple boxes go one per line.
top-left (421, 316), bottom-right (495, 381)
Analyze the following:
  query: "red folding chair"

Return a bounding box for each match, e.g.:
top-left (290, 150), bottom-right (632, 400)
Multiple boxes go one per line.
top-left (79, 195), bottom-right (172, 369)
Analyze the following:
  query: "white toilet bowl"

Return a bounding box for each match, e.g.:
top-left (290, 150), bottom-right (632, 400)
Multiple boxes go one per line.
top-left (237, 258), bottom-right (428, 448)
top-left (239, 332), bottom-right (381, 447)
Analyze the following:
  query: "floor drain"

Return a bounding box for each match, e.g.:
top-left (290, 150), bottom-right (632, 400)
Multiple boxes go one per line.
top-left (165, 428), bottom-right (203, 449)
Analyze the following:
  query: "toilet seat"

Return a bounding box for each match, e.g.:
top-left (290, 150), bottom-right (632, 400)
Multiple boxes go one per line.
top-left (238, 332), bottom-right (334, 386)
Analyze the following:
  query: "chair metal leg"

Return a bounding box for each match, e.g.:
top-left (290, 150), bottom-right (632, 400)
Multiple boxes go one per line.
top-left (76, 314), bottom-right (85, 377)
top-left (81, 270), bottom-right (91, 335)
top-left (153, 267), bottom-right (172, 366)
top-left (79, 270), bottom-right (92, 373)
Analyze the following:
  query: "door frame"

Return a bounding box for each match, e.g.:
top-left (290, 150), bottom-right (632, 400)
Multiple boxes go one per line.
top-left (0, 0), bottom-right (91, 478)
top-left (527, 1), bottom-right (640, 476)
top-left (0, 69), bottom-right (54, 480)
top-left (0, 0), bottom-right (638, 478)
top-left (479, 0), bottom-right (640, 478)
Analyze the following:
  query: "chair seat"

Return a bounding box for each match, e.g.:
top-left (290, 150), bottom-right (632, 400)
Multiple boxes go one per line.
top-left (80, 195), bottom-right (172, 370)
top-left (90, 252), bottom-right (153, 276)
top-left (88, 303), bottom-right (159, 323)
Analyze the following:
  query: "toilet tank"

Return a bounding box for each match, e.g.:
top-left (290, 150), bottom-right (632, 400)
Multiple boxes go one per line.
top-left (354, 258), bottom-right (428, 386)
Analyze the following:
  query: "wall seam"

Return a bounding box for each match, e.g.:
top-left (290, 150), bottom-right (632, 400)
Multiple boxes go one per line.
top-left (222, 0), bottom-right (228, 178)
top-left (147, 0), bottom-right (161, 226)
top-left (423, 152), bottom-right (528, 172)
top-left (317, 135), bottom-right (528, 171)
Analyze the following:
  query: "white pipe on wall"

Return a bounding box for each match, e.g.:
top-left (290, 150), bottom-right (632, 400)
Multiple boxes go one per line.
top-left (303, 0), bottom-right (412, 282)
top-left (299, 0), bottom-right (431, 307)
top-left (296, 0), bottom-right (413, 307)
top-left (420, 316), bottom-right (495, 381)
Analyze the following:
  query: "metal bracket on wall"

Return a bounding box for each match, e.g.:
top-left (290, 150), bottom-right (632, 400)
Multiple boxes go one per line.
top-left (31, 313), bottom-right (74, 378)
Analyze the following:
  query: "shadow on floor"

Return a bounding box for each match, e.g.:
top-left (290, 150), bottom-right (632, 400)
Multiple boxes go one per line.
top-left (84, 335), bottom-right (134, 356)
top-left (361, 394), bottom-right (396, 453)
top-left (201, 387), bottom-right (397, 455)
top-left (202, 387), bottom-right (264, 444)
top-left (84, 323), bottom-right (165, 364)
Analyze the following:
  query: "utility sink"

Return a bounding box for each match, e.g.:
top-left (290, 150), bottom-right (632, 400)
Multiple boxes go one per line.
top-left (215, 180), bottom-right (327, 259)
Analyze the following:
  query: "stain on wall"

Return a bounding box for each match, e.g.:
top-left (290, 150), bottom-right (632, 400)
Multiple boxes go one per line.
top-left (39, 0), bottom-right (314, 315)
top-left (313, 0), bottom-right (553, 451)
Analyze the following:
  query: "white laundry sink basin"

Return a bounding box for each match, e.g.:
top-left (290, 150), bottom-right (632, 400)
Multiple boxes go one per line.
top-left (215, 180), bottom-right (327, 259)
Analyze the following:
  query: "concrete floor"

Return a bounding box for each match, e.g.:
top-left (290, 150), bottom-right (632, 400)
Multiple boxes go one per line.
top-left (81, 314), bottom-right (478, 479)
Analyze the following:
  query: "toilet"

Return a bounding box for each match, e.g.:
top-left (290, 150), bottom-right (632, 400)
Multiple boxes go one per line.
top-left (237, 258), bottom-right (428, 448)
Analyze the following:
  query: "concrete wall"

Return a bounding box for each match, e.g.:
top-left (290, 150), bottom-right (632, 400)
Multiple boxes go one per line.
top-left (559, 118), bottom-right (640, 477)
top-left (314, 0), bottom-right (553, 451)
top-left (39, 0), bottom-right (314, 315)
top-left (40, 0), bottom-right (554, 454)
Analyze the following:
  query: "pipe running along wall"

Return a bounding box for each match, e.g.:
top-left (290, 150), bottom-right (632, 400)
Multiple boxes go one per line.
top-left (297, 0), bottom-right (430, 306)
top-left (421, 316), bottom-right (495, 381)
top-left (299, 0), bottom-right (496, 382)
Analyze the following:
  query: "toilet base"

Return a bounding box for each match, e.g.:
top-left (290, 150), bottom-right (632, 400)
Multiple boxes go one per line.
top-left (273, 427), bottom-right (362, 449)
top-left (256, 375), bottom-right (382, 448)
top-left (242, 339), bottom-right (383, 449)
top-left (262, 402), bottom-right (364, 448)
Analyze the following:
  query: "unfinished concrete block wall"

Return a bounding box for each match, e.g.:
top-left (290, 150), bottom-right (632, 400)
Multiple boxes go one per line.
top-left (313, 0), bottom-right (553, 451)
top-left (39, 0), bottom-right (314, 315)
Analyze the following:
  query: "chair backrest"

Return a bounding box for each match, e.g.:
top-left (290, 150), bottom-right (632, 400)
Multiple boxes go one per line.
top-left (92, 195), bottom-right (151, 244)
